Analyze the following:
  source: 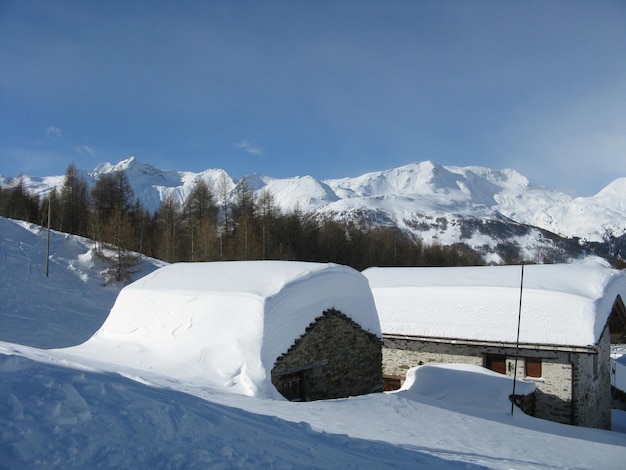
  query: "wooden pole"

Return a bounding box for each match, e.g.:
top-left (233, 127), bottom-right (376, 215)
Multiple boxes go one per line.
top-left (511, 261), bottom-right (525, 415)
top-left (45, 198), bottom-right (51, 277)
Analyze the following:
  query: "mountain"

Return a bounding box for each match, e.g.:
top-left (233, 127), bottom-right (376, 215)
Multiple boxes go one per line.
top-left (3, 157), bottom-right (626, 261)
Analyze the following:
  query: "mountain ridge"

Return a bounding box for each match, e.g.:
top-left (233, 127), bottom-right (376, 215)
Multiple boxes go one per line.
top-left (2, 156), bottom-right (625, 261)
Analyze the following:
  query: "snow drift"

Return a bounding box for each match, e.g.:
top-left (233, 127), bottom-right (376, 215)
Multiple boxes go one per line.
top-left (397, 363), bottom-right (535, 412)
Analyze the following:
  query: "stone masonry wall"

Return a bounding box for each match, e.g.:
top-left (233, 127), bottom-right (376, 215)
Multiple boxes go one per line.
top-left (524, 356), bottom-right (573, 425)
top-left (571, 325), bottom-right (612, 429)
top-left (272, 309), bottom-right (383, 401)
top-left (383, 337), bottom-right (581, 426)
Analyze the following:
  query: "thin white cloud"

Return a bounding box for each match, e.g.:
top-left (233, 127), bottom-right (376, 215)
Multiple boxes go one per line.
top-left (234, 139), bottom-right (264, 156)
top-left (76, 145), bottom-right (96, 157)
top-left (46, 126), bottom-right (62, 137)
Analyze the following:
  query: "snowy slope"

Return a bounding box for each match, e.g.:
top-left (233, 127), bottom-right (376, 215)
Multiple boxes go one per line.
top-left (539, 178), bottom-right (626, 242)
top-left (0, 217), bottom-right (165, 348)
top-left (2, 222), bottom-right (626, 468)
top-left (4, 157), bottom-right (625, 247)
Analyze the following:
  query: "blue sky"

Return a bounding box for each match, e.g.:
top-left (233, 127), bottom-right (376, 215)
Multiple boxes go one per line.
top-left (1, 0), bottom-right (625, 196)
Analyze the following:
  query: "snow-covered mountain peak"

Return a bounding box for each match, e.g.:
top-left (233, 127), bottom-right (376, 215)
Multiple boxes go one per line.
top-left (4, 156), bottom-right (626, 253)
top-left (458, 166), bottom-right (531, 189)
top-left (325, 161), bottom-right (459, 198)
top-left (182, 168), bottom-right (234, 187)
top-left (592, 177), bottom-right (626, 207)
top-left (113, 156), bottom-right (138, 171)
top-left (93, 156), bottom-right (167, 179)
top-left (263, 175), bottom-right (340, 211)
top-left (93, 156), bottom-right (135, 174)
top-left (324, 161), bottom-right (523, 212)
top-left (239, 173), bottom-right (276, 191)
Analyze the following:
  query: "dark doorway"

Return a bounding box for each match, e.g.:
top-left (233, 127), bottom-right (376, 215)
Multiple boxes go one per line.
top-left (271, 359), bottom-right (329, 402)
top-left (276, 371), bottom-right (305, 401)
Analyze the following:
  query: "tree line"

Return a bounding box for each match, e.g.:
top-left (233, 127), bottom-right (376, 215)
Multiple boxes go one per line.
top-left (0, 163), bottom-right (484, 281)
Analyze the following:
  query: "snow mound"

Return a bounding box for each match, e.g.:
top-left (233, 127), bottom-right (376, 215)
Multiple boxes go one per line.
top-left (66, 261), bottom-right (381, 398)
top-left (397, 363), bottom-right (535, 412)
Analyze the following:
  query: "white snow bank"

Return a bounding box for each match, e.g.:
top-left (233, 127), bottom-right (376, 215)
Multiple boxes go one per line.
top-left (4, 343), bottom-right (626, 470)
top-left (396, 363), bottom-right (535, 412)
top-left (65, 261), bottom-right (380, 398)
top-left (1, 347), bottom-right (445, 469)
top-left (364, 258), bottom-right (626, 347)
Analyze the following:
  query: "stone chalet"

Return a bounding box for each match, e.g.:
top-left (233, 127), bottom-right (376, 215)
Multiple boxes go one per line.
top-left (73, 261), bottom-right (383, 402)
top-left (363, 260), bottom-right (626, 429)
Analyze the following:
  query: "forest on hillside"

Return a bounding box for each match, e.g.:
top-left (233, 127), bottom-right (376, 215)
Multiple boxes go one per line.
top-left (0, 163), bottom-right (491, 281)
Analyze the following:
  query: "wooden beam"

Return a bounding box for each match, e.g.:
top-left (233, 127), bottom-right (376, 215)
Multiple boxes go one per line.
top-left (271, 359), bottom-right (329, 377)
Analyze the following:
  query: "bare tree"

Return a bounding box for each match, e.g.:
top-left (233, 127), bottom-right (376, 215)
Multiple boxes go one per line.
top-left (257, 188), bottom-right (279, 259)
top-left (216, 173), bottom-right (232, 260)
top-left (154, 192), bottom-right (181, 262)
top-left (183, 177), bottom-right (218, 261)
top-left (232, 176), bottom-right (255, 259)
top-left (59, 162), bottom-right (89, 236)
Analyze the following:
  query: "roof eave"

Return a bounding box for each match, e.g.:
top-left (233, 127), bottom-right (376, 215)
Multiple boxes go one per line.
top-left (382, 333), bottom-right (599, 354)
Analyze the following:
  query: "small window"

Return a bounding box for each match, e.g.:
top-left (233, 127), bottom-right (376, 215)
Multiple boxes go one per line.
top-left (485, 355), bottom-right (506, 375)
top-left (382, 375), bottom-right (403, 391)
top-left (525, 358), bottom-right (542, 378)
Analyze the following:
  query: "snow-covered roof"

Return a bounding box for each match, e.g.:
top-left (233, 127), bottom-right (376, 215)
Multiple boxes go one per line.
top-left (68, 261), bottom-right (380, 398)
top-left (363, 258), bottom-right (626, 348)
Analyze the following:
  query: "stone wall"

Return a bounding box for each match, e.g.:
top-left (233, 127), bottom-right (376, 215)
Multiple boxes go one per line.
top-left (571, 325), bottom-right (612, 429)
top-left (526, 356), bottom-right (573, 425)
top-left (272, 309), bottom-right (383, 401)
top-left (383, 339), bottom-right (484, 377)
top-left (382, 337), bottom-right (608, 426)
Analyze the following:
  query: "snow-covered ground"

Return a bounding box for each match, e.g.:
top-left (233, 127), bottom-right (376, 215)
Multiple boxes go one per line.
top-left (0, 217), bottom-right (165, 348)
top-left (2, 216), bottom-right (626, 468)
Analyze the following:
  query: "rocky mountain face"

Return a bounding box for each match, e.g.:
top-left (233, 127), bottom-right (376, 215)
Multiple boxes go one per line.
top-left (3, 157), bottom-right (625, 263)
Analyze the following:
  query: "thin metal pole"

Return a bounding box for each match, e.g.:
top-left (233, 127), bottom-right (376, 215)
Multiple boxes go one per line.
top-left (45, 198), bottom-right (51, 277)
top-left (511, 261), bottom-right (524, 415)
